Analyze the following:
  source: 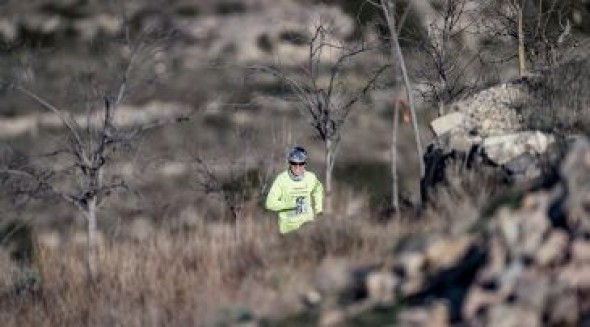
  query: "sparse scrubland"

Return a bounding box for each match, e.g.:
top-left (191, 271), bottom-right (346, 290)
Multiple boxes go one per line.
top-left (2, 0), bottom-right (590, 326)
top-left (0, 200), bottom-right (433, 326)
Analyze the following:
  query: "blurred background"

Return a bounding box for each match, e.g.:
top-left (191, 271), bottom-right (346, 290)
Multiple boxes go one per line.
top-left (1, 0), bottom-right (590, 326)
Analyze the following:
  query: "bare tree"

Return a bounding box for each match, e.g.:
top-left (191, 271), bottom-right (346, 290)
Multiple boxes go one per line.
top-left (368, 0), bottom-right (425, 209)
top-left (411, 0), bottom-right (486, 116)
top-left (390, 97), bottom-right (401, 217)
top-left (256, 25), bottom-right (388, 213)
top-left (191, 134), bottom-right (273, 242)
top-left (480, 0), bottom-right (576, 72)
top-left (0, 5), bottom-right (189, 281)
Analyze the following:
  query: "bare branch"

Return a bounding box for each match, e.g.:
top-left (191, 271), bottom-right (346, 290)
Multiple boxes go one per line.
top-left (0, 168), bottom-right (81, 210)
top-left (124, 113), bottom-right (193, 140)
top-left (340, 63), bottom-right (391, 114)
top-left (250, 65), bottom-right (317, 117)
top-left (365, 0), bottom-right (380, 7)
top-left (14, 86), bottom-right (89, 164)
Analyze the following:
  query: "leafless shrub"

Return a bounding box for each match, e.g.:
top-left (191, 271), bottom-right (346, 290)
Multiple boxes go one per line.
top-left (479, 0), bottom-right (578, 72)
top-left (191, 131), bottom-right (276, 241)
top-left (422, 157), bottom-right (505, 231)
top-left (521, 58), bottom-right (590, 133)
top-left (0, 219), bottom-right (41, 295)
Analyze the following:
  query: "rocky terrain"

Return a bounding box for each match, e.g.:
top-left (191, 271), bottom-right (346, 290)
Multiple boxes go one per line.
top-left (243, 135), bottom-right (590, 327)
top-left (1, 1), bottom-right (590, 326)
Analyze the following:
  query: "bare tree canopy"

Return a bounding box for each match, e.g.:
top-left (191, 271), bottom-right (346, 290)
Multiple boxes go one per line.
top-left (254, 23), bottom-right (389, 213)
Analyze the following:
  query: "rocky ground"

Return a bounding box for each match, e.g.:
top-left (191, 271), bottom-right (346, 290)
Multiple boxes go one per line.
top-left (251, 135), bottom-right (590, 327)
top-left (1, 1), bottom-right (590, 326)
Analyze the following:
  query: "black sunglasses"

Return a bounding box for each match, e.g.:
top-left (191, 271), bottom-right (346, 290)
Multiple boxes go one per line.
top-left (289, 162), bottom-right (306, 166)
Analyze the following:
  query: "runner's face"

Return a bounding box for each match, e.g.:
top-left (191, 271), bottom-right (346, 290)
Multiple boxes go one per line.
top-left (289, 161), bottom-right (305, 176)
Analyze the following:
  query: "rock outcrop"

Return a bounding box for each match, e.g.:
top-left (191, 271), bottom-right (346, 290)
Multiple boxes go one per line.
top-left (421, 77), bottom-right (564, 201)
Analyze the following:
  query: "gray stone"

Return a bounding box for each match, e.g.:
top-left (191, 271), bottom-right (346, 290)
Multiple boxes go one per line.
top-left (534, 230), bottom-right (568, 266)
top-left (398, 301), bottom-right (449, 327)
top-left (450, 83), bottom-right (527, 136)
top-left (365, 271), bottom-right (398, 304)
top-left (397, 252), bottom-right (426, 278)
top-left (483, 131), bottom-right (554, 165)
top-left (462, 286), bottom-right (506, 321)
top-left (397, 307), bottom-right (430, 327)
top-left (513, 271), bottom-right (550, 312)
top-left (396, 252), bottom-right (427, 296)
top-left (319, 308), bottom-right (345, 327)
top-left (571, 238), bottom-right (590, 263)
top-left (503, 152), bottom-right (539, 175)
top-left (486, 304), bottom-right (542, 327)
top-left (430, 112), bottom-right (466, 136)
top-left (400, 276), bottom-right (426, 296)
top-left (497, 259), bottom-right (525, 294)
top-left (547, 286), bottom-right (579, 326)
top-left (482, 236), bottom-right (509, 279)
top-left (425, 236), bottom-right (474, 272)
top-left (448, 132), bottom-right (481, 153)
top-left (558, 264), bottom-right (590, 289)
top-left (495, 193), bottom-right (551, 259)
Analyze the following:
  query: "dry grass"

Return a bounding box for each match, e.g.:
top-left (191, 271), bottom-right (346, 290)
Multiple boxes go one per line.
top-left (421, 158), bottom-right (506, 235)
top-left (0, 203), bottom-right (421, 327)
top-left (521, 58), bottom-right (590, 134)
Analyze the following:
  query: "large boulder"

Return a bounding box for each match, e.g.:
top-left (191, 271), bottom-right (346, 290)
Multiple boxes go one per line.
top-left (442, 81), bottom-right (529, 137)
top-left (424, 77), bottom-right (562, 196)
top-left (482, 131), bottom-right (555, 166)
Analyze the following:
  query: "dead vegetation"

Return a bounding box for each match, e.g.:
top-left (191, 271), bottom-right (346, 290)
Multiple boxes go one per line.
top-left (1, 0), bottom-right (590, 326)
top-left (0, 211), bottom-right (423, 327)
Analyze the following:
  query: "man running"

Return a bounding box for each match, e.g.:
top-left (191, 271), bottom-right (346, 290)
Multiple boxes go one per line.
top-left (265, 146), bottom-right (324, 234)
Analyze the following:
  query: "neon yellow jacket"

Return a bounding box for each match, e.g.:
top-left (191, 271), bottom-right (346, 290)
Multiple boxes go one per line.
top-left (265, 170), bottom-right (324, 234)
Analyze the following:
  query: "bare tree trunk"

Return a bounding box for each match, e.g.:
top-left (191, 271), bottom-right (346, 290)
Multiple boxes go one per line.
top-left (325, 138), bottom-right (334, 214)
top-left (233, 209), bottom-right (240, 243)
top-left (391, 99), bottom-right (400, 218)
top-left (235, 217), bottom-right (239, 243)
top-left (438, 30), bottom-right (448, 117)
top-left (381, 0), bottom-right (425, 207)
top-left (86, 197), bottom-right (98, 282)
top-left (517, 2), bottom-right (526, 76)
top-left (438, 14), bottom-right (448, 117)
